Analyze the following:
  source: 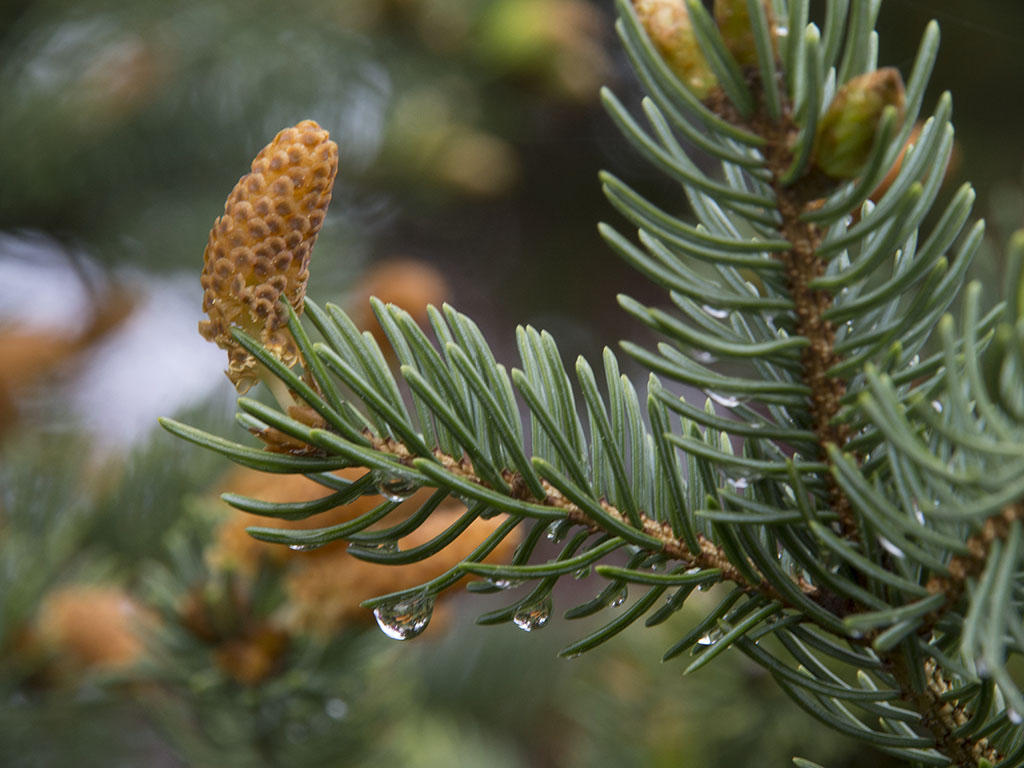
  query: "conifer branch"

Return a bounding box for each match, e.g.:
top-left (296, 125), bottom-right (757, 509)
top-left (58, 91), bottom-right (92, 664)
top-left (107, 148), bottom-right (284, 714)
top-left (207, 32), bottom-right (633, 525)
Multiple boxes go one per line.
top-left (161, 3), bottom-right (1024, 766)
top-left (363, 431), bottom-right (833, 610)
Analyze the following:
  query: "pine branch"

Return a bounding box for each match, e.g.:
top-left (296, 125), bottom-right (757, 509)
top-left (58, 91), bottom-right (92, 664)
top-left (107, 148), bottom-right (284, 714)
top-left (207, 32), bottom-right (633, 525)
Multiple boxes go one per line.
top-left (160, 2), bottom-right (1024, 766)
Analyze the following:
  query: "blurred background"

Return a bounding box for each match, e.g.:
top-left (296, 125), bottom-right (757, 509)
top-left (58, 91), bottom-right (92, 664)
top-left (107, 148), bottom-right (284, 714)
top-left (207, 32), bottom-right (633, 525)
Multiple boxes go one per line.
top-left (1, 1), bottom-right (1023, 765)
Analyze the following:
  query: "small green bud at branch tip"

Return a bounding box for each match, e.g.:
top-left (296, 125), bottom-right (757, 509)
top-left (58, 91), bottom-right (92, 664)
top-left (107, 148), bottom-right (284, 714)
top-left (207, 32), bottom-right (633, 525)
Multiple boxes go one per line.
top-left (814, 68), bottom-right (906, 180)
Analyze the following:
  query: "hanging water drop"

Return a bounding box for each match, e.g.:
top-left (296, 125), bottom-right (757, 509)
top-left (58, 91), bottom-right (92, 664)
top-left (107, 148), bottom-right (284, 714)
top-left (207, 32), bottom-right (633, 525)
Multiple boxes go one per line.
top-left (608, 587), bottom-right (628, 608)
top-left (513, 595), bottom-right (552, 632)
top-left (372, 592), bottom-right (434, 640)
top-left (702, 304), bottom-right (731, 320)
top-left (375, 473), bottom-right (420, 503)
top-left (491, 577), bottom-right (522, 590)
top-left (288, 543), bottom-right (323, 552)
top-left (696, 629), bottom-right (721, 647)
top-left (930, 400), bottom-right (943, 413)
top-left (573, 566), bottom-right (591, 580)
top-left (546, 520), bottom-right (568, 543)
top-left (692, 349), bottom-right (718, 365)
top-left (1008, 709), bottom-right (1022, 725)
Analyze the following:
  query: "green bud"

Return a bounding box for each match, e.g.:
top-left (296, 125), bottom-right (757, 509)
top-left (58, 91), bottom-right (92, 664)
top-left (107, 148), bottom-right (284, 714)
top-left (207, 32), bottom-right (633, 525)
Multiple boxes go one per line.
top-left (633, 0), bottom-right (718, 99)
top-left (814, 68), bottom-right (906, 180)
top-left (714, 0), bottom-right (775, 69)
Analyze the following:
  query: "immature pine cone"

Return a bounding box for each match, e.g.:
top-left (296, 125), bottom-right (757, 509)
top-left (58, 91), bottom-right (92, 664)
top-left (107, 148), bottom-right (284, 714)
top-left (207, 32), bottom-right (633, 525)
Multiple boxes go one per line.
top-left (199, 120), bottom-right (338, 392)
top-left (632, 0), bottom-right (717, 99)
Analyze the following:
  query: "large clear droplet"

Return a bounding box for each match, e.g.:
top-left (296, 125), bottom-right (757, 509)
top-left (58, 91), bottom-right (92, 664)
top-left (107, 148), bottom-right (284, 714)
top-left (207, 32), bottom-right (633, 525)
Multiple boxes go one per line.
top-left (375, 473), bottom-right (420, 503)
top-left (372, 592), bottom-right (434, 640)
top-left (513, 595), bottom-right (552, 632)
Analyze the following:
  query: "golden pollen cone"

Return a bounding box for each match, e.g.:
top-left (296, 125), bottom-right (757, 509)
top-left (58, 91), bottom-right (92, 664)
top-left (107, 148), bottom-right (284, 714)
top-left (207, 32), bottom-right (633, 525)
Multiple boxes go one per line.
top-left (199, 120), bottom-right (338, 392)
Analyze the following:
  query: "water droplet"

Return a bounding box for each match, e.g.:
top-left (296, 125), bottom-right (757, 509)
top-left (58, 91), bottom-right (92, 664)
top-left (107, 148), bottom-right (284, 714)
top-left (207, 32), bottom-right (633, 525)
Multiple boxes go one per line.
top-left (692, 349), bottom-right (718, 365)
top-left (288, 543), bottom-right (323, 552)
top-left (877, 536), bottom-right (906, 559)
top-left (706, 391), bottom-right (742, 408)
top-left (608, 587), bottom-right (628, 608)
top-left (573, 566), bottom-right (591, 580)
top-left (1008, 709), bottom-right (1022, 725)
top-left (373, 592), bottom-right (434, 640)
top-left (697, 581), bottom-right (712, 591)
top-left (909, 354), bottom-right (920, 367)
top-left (697, 629), bottom-right (721, 647)
top-left (513, 595), bottom-right (552, 632)
top-left (931, 400), bottom-right (943, 413)
top-left (702, 304), bottom-right (731, 320)
top-left (375, 473), bottom-right (420, 503)
top-left (546, 520), bottom-right (568, 543)
top-left (975, 657), bottom-right (989, 677)
top-left (775, 25), bottom-right (788, 36)
top-left (491, 577), bottom-right (522, 590)
top-left (325, 698), bottom-right (348, 720)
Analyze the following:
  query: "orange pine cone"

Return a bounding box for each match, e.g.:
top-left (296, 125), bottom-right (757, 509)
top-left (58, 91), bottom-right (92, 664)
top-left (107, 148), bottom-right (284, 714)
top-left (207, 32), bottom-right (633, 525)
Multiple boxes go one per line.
top-left (199, 120), bottom-right (338, 392)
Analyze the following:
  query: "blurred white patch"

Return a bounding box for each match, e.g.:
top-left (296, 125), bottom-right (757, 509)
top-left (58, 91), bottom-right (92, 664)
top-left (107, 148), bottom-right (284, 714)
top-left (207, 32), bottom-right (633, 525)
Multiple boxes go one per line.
top-left (0, 233), bottom-right (230, 450)
top-left (69, 273), bottom-right (228, 448)
top-left (0, 234), bottom-right (95, 331)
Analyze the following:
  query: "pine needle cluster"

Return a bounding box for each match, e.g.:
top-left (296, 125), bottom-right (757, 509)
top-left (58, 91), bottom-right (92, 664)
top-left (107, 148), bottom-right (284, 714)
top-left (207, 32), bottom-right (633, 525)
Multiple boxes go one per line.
top-left (162, 2), bottom-right (1024, 765)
